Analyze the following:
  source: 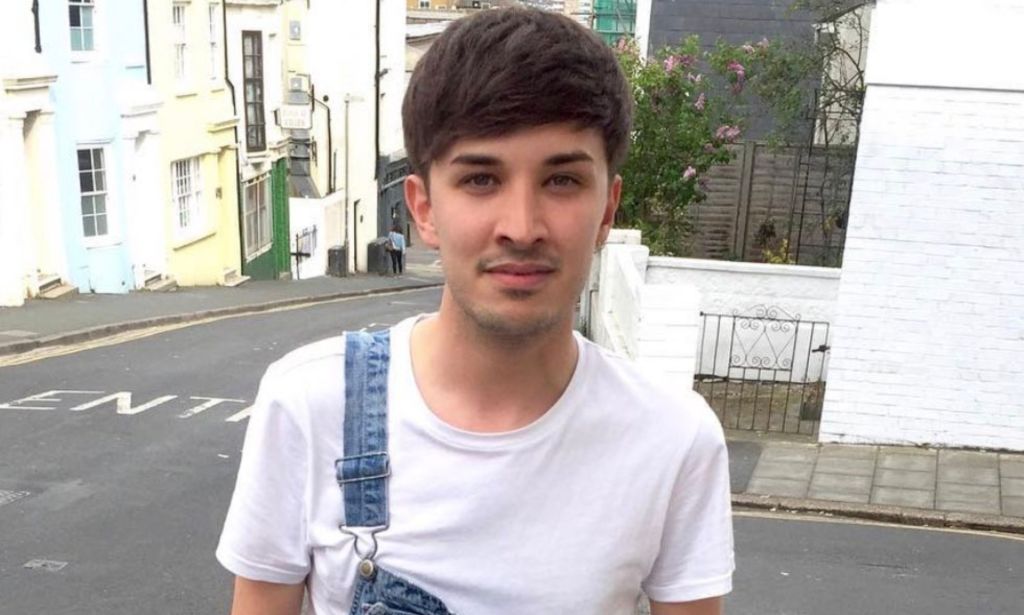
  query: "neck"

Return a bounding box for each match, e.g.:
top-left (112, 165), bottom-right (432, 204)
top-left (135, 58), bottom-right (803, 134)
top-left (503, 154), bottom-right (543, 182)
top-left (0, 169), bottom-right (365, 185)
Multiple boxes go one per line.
top-left (409, 289), bottom-right (579, 433)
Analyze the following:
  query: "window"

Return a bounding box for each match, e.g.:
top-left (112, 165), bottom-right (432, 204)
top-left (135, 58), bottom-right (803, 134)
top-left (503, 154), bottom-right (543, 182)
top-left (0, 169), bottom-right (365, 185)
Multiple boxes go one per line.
top-left (77, 148), bottom-right (108, 238)
top-left (418, 0), bottom-right (430, 7)
top-left (69, 0), bottom-right (95, 51)
top-left (209, 4), bottom-right (220, 80)
top-left (243, 175), bottom-right (272, 258)
top-left (172, 157), bottom-right (203, 238)
top-left (242, 31), bottom-right (265, 151)
top-left (173, 3), bottom-right (188, 83)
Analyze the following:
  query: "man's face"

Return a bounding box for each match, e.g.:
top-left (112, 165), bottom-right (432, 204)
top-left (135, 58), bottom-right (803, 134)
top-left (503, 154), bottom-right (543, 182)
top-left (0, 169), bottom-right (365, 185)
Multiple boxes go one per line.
top-left (405, 123), bottom-right (621, 339)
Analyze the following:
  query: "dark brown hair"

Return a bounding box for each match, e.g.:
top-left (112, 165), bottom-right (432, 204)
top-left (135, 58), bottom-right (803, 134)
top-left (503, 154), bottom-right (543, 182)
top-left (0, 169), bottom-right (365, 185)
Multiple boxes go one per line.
top-left (402, 8), bottom-right (633, 179)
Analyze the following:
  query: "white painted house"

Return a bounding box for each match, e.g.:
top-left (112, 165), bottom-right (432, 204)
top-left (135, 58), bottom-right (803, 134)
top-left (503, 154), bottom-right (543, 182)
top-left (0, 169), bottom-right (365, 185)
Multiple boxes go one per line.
top-left (0, 5), bottom-right (61, 306)
top-left (588, 0), bottom-right (1024, 452)
top-left (819, 0), bottom-right (1024, 451)
top-left (304, 0), bottom-right (407, 274)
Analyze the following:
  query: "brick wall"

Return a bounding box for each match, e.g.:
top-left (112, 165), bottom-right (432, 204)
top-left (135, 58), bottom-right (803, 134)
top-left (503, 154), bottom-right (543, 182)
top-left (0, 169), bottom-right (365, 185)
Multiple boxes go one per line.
top-left (820, 86), bottom-right (1024, 451)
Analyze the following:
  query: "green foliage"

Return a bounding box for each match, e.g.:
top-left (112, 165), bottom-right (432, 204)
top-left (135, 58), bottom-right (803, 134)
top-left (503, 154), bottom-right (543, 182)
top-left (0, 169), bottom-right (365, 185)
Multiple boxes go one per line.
top-left (614, 36), bottom-right (744, 256)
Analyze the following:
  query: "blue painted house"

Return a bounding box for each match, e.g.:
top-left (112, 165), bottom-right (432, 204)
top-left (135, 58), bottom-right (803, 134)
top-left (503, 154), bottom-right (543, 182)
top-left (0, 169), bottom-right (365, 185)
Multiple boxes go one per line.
top-left (41, 0), bottom-right (163, 294)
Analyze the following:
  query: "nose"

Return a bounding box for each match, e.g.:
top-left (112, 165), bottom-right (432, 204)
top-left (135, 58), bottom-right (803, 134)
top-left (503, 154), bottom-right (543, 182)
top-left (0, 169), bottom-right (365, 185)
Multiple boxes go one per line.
top-left (494, 179), bottom-right (548, 248)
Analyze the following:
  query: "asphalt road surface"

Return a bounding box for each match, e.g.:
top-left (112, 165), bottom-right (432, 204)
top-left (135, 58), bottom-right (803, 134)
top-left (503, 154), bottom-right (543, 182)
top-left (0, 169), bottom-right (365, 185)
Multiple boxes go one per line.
top-left (1, 288), bottom-right (1021, 614)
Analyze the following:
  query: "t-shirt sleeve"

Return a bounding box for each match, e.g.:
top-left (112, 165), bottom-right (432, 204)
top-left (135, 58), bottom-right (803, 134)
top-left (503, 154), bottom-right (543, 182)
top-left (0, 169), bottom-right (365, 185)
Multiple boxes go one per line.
top-left (216, 364), bottom-right (311, 584)
top-left (642, 396), bottom-right (735, 603)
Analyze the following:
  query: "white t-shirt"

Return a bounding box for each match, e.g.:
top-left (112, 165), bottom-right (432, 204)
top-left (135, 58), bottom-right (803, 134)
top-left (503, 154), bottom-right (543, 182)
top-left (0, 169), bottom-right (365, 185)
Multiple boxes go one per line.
top-left (217, 315), bottom-right (734, 614)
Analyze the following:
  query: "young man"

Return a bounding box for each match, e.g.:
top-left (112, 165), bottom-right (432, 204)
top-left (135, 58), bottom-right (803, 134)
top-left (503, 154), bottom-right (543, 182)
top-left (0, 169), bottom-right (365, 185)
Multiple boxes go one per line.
top-left (217, 8), bottom-right (733, 615)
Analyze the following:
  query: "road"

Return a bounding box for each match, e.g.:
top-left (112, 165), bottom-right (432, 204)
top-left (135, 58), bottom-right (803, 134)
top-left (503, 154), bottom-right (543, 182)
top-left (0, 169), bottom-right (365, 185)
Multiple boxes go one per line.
top-left (1, 288), bottom-right (1021, 614)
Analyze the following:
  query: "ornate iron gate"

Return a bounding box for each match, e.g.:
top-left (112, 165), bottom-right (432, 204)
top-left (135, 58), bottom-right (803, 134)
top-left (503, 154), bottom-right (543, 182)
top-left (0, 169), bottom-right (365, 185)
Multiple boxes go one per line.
top-left (694, 305), bottom-right (830, 435)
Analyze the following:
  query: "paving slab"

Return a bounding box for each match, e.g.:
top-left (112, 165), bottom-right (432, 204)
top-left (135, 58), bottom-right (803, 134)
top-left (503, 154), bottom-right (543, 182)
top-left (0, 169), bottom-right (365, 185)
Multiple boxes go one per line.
top-left (874, 468), bottom-right (935, 490)
top-left (1000, 477), bottom-right (1024, 498)
top-left (877, 452), bottom-right (936, 472)
top-left (871, 487), bottom-right (934, 509)
top-left (758, 444), bottom-right (819, 464)
top-left (938, 449), bottom-right (999, 468)
top-left (809, 472), bottom-right (872, 494)
top-left (879, 446), bottom-right (934, 457)
top-left (816, 445), bottom-right (877, 460)
top-left (747, 477), bottom-right (808, 498)
top-left (937, 465), bottom-right (999, 486)
top-left (752, 460), bottom-right (815, 482)
top-left (1000, 457), bottom-right (1024, 478)
top-left (814, 456), bottom-right (876, 476)
top-left (1002, 496), bottom-right (1024, 517)
top-left (936, 484), bottom-right (1001, 515)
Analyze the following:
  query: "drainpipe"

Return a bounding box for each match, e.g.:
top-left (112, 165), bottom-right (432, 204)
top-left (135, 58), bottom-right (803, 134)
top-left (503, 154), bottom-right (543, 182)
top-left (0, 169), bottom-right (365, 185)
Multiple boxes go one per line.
top-left (223, 3), bottom-right (246, 272)
top-left (374, 0), bottom-right (381, 179)
top-left (344, 94), bottom-right (352, 272)
top-left (32, 1), bottom-right (42, 53)
top-left (142, 0), bottom-right (152, 84)
top-left (311, 84), bottom-right (332, 193)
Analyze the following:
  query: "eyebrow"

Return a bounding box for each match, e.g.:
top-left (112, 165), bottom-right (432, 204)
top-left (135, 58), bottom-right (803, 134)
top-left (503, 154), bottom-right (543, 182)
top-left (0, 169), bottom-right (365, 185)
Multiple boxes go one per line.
top-left (448, 150), bottom-right (595, 168)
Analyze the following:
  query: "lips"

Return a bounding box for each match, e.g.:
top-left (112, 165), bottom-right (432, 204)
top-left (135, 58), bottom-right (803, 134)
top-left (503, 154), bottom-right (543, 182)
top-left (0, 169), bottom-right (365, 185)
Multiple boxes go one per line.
top-left (484, 261), bottom-right (556, 291)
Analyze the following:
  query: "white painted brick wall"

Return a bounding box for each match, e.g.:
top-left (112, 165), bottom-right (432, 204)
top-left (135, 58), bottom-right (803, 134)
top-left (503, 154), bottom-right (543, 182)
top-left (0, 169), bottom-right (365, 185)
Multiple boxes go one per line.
top-left (585, 240), bottom-right (702, 382)
top-left (820, 82), bottom-right (1024, 451)
top-left (647, 258), bottom-right (840, 382)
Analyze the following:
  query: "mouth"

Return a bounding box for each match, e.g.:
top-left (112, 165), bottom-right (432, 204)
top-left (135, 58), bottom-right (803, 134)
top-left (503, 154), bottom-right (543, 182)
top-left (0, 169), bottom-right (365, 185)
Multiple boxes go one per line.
top-left (483, 262), bottom-right (557, 291)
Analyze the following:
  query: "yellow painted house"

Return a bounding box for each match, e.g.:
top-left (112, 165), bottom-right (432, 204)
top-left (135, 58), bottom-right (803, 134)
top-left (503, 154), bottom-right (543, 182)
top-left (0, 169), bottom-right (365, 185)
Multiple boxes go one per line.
top-left (149, 1), bottom-right (243, 287)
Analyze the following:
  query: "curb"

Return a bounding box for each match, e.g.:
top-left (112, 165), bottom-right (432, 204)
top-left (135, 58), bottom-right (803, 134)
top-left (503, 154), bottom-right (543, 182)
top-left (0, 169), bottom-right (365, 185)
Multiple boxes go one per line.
top-left (732, 493), bottom-right (1024, 535)
top-left (0, 281), bottom-right (444, 357)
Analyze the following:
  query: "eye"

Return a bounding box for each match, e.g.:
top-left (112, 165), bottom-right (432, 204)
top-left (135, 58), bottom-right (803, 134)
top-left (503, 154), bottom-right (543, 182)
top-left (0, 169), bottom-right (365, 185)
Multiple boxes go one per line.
top-left (460, 173), bottom-right (498, 188)
top-left (547, 174), bottom-right (581, 189)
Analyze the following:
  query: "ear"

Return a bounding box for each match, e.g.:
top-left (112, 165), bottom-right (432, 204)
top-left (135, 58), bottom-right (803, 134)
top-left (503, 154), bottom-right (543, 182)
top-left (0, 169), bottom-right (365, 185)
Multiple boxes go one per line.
top-left (404, 173), bottom-right (440, 249)
top-left (596, 174), bottom-right (622, 249)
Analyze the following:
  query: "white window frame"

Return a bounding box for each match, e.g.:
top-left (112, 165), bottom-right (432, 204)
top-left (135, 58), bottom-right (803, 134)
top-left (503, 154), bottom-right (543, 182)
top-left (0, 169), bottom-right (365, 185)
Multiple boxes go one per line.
top-left (77, 146), bottom-right (110, 242)
top-left (173, 3), bottom-right (188, 84)
top-left (172, 157), bottom-right (204, 241)
top-left (419, 0), bottom-right (430, 8)
top-left (243, 174), bottom-right (272, 259)
top-left (208, 3), bottom-right (220, 81)
top-left (69, 0), bottom-right (96, 52)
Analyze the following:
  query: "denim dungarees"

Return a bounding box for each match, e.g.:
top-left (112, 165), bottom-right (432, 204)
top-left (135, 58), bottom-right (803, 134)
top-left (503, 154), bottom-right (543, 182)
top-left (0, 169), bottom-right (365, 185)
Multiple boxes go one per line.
top-left (336, 330), bottom-right (456, 615)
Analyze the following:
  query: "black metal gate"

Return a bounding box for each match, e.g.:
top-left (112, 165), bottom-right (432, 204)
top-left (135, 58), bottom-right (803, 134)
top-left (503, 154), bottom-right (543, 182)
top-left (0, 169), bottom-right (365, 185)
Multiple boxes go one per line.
top-left (694, 305), bottom-right (830, 435)
top-left (378, 157), bottom-right (411, 242)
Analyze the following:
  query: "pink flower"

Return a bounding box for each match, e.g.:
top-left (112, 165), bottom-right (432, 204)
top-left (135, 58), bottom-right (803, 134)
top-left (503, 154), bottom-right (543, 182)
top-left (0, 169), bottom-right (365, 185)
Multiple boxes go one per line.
top-left (663, 55), bottom-right (681, 72)
top-left (679, 54), bottom-right (697, 68)
top-left (694, 92), bottom-right (706, 111)
top-left (715, 125), bottom-right (741, 143)
top-left (686, 72), bottom-right (703, 84)
top-left (727, 60), bottom-right (746, 93)
top-left (683, 166), bottom-right (697, 181)
top-left (741, 44), bottom-right (756, 54)
top-left (616, 37), bottom-right (629, 52)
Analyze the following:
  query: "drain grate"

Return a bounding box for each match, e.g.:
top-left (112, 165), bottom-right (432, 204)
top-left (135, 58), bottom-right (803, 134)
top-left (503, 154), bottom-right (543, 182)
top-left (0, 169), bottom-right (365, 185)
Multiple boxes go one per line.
top-left (0, 490), bottom-right (30, 508)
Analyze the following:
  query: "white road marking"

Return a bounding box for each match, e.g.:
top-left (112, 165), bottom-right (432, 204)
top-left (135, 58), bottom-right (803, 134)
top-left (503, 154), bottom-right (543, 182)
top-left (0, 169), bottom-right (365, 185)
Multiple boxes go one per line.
top-left (0, 390), bottom-right (102, 411)
top-left (70, 392), bottom-right (178, 416)
top-left (733, 509), bottom-right (1024, 542)
top-left (177, 396), bottom-right (247, 418)
top-left (225, 406), bottom-right (253, 423)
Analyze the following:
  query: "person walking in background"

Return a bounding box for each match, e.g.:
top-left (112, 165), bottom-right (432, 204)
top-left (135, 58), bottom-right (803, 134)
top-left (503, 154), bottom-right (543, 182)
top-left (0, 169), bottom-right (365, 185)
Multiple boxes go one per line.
top-left (387, 224), bottom-right (406, 275)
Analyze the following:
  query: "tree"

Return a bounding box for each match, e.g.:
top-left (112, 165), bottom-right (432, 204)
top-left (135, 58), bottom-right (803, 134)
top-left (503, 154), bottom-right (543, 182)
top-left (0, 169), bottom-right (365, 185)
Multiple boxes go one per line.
top-left (614, 36), bottom-right (748, 256)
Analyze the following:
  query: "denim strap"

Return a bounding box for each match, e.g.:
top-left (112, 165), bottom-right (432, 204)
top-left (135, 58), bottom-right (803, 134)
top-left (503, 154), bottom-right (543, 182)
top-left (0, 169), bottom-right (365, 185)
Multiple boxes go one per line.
top-left (336, 330), bottom-right (391, 528)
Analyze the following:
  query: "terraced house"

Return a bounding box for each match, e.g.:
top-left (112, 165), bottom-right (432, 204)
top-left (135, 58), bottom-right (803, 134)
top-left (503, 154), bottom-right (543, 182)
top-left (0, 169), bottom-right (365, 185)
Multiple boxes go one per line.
top-left (1, 1), bottom-right (163, 304)
top-left (149, 0), bottom-right (245, 288)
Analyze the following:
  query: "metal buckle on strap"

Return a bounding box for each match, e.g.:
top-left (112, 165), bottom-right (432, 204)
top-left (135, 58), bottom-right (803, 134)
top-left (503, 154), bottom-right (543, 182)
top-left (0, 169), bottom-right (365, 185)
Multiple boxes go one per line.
top-left (338, 523), bottom-right (389, 563)
top-left (337, 451), bottom-right (391, 484)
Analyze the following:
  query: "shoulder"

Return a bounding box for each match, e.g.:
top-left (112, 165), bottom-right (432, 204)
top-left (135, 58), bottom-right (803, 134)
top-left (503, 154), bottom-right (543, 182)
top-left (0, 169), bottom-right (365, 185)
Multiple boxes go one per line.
top-left (254, 335), bottom-right (347, 428)
top-left (578, 335), bottom-right (723, 451)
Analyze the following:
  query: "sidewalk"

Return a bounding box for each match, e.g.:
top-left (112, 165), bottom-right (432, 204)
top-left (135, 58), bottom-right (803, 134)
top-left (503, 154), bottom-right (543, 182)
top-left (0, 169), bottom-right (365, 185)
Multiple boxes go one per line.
top-left (727, 435), bottom-right (1024, 534)
top-left (0, 246), bottom-right (444, 356)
